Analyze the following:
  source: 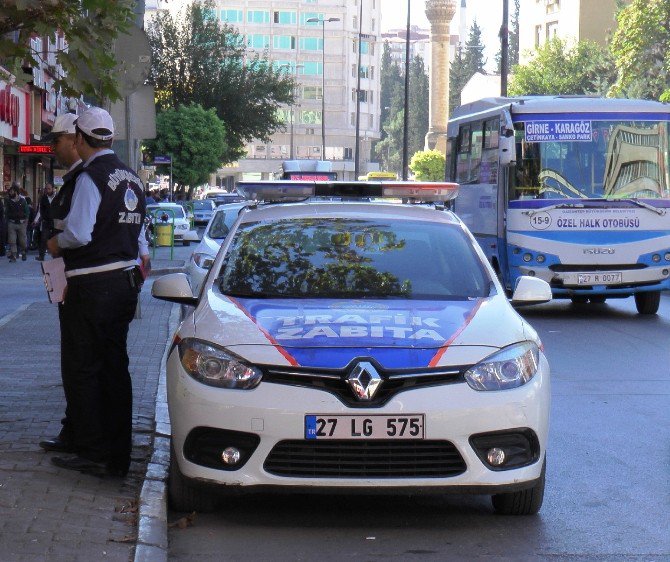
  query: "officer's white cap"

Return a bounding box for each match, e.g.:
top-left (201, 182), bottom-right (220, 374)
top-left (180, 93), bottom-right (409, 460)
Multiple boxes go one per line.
top-left (49, 113), bottom-right (77, 137)
top-left (75, 107), bottom-right (115, 140)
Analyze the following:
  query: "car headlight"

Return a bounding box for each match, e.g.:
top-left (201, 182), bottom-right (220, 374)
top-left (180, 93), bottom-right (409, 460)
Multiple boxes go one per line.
top-left (176, 224), bottom-right (187, 230)
top-left (192, 252), bottom-right (215, 270)
top-left (178, 338), bottom-right (262, 389)
top-left (464, 341), bottom-right (540, 391)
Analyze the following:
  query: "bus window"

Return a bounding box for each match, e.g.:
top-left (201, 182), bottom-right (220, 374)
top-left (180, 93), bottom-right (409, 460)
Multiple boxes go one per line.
top-left (456, 123), bottom-right (483, 184)
top-left (481, 118), bottom-right (500, 184)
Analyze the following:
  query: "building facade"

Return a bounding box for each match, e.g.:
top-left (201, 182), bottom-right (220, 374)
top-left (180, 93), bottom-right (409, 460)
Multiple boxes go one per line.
top-left (208, 0), bottom-right (382, 181)
top-left (519, 0), bottom-right (630, 64)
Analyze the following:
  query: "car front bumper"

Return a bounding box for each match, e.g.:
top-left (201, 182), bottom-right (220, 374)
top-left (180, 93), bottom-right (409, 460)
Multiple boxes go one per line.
top-left (167, 350), bottom-right (550, 492)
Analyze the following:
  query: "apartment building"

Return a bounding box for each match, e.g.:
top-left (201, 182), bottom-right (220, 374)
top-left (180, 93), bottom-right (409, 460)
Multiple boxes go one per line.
top-left (208, 0), bottom-right (382, 181)
top-left (519, 0), bottom-right (630, 64)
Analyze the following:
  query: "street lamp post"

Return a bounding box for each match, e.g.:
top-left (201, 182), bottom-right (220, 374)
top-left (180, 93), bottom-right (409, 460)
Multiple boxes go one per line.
top-left (307, 16), bottom-right (340, 160)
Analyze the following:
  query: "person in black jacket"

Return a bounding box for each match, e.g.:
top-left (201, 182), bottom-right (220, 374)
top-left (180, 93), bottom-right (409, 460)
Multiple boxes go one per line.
top-left (6, 182), bottom-right (29, 262)
top-left (34, 183), bottom-right (56, 261)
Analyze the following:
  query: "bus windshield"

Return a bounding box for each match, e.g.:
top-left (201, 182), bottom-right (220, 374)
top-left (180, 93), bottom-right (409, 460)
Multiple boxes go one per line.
top-left (512, 119), bottom-right (670, 200)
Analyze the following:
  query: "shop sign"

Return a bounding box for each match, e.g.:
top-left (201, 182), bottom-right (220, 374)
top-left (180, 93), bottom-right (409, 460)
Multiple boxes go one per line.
top-left (0, 81), bottom-right (28, 144)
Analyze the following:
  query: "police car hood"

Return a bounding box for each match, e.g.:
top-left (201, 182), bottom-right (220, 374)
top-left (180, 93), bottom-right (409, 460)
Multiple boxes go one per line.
top-left (193, 290), bottom-right (531, 370)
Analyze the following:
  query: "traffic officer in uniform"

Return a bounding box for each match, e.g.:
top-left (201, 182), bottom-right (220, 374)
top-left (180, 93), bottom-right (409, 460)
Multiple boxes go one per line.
top-left (38, 112), bottom-right (83, 455)
top-left (47, 107), bottom-right (150, 477)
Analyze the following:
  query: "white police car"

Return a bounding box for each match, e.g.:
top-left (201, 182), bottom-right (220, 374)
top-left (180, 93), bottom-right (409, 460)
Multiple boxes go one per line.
top-left (153, 181), bottom-right (552, 515)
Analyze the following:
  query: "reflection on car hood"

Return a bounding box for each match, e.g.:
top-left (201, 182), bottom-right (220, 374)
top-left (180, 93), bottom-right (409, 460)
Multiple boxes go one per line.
top-left (191, 292), bottom-right (528, 370)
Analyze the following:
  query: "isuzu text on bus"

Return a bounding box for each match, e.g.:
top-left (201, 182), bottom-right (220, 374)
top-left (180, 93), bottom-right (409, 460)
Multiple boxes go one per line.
top-left (446, 96), bottom-right (670, 314)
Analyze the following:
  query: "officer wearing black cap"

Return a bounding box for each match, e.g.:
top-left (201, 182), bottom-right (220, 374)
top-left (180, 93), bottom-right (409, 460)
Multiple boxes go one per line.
top-left (47, 106), bottom-right (150, 478)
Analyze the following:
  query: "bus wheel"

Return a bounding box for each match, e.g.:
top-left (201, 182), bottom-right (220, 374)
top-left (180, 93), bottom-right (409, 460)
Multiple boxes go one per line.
top-left (589, 295), bottom-right (606, 304)
top-left (570, 296), bottom-right (588, 305)
top-left (634, 291), bottom-right (660, 315)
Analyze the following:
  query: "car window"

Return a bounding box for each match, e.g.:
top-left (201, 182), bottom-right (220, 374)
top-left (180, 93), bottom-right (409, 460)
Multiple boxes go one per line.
top-left (193, 200), bottom-right (214, 210)
top-left (217, 218), bottom-right (491, 299)
top-left (207, 206), bottom-right (243, 239)
top-left (147, 206), bottom-right (185, 219)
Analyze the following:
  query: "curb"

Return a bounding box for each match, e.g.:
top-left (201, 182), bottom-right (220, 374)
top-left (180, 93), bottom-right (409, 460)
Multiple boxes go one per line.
top-left (134, 303), bottom-right (180, 562)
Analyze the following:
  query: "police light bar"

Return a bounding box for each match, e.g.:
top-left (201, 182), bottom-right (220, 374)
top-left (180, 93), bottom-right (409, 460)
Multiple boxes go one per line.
top-left (236, 181), bottom-right (459, 202)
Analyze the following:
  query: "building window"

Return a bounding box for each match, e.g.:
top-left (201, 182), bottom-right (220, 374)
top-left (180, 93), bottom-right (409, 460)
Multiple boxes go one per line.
top-left (353, 16), bottom-right (358, 29)
top-left (546, 21), bottom-right (559, 39)
top-left (535, 25), bottom-right (542, 47)
top-left (303, 85), bottom-right (323, 100)
top-left (302, 12), bottom-right (323, 25)
top-left (353, 40), bottom-right (358, 53)
top-left (247, 10), bottom-right (270, 24)
top-left (369, 114), bottom-right (374, 128)
top-left (221, 9), bottom-right (243, 23)
top-left (301, 110), bottom-right (322, 124)
top-left (300, 37), bottom-right (323, 51)
top-left (247, 34), bottom-right (270, 49)
top-left (372, 19), bottom-right (375, 31)
top-left (273, 35), bottom-right (296, 50)
top-left (300, 61), bottom-right (323, 75)
top-left (350, 113), bottom-right (356, 126)
top-left (345, 147), bottom-right (353, 159)
top-left (359, 90), bottom-right (368, 102)
top-left (351, 88), bottom-right (357, 102)
top-left (370, 66), bottom-right (375, 79)
top-left (359, 65), bottom-right (369, 78)
top-left (273, 11), bottom-right (297, 25)
top-left (361, 41), bottom-right (370, 55)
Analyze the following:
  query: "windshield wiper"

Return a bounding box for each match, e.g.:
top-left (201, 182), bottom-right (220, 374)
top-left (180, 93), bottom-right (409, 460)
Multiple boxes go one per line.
top-left (605, 197), bottom-right (666, 216)
top-left (521, 202), bottom-right (585, 216)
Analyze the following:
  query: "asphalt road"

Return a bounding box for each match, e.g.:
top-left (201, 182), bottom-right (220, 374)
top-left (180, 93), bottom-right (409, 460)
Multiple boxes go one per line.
top-left (168, 296), bottom-right (670, 561)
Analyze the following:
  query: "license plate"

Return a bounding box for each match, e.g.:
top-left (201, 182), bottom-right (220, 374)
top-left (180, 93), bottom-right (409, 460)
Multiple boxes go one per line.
top-left (577, 272), bottom-right (622, 285)
top-left (305, 414), bottom-right (425, 440)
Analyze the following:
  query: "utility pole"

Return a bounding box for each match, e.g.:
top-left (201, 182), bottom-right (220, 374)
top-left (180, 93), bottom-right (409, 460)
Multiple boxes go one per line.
top-left (500, 0), bottom-right (509, 97)
top-left (402, 0), bottom-right (411, 180)
top-left (354, 0), bottom-right (364, 179)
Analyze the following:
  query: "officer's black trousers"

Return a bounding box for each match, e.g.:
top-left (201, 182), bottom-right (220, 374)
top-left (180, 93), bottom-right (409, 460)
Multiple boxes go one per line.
top-left (61, 268), bottom-right (138, 474)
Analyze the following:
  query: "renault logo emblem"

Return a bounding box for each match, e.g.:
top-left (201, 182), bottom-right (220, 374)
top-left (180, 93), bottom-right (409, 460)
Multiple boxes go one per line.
top-left (347, 361), bottom-right (382, 400)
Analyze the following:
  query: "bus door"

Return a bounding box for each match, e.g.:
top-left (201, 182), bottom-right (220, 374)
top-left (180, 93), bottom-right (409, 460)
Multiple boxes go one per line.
top-left (496, 109), bottom-right (517, 288)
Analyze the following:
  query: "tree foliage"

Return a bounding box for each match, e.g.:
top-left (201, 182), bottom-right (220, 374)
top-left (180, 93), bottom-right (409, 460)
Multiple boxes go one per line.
top-left (0, 0), bottom-right (135, 101)
top-left (509, 38), bottom-right (616, 96)
top-left (146, 1), bottom-right (295, 162)
top-left (609, 0), bottom-right (670, 100)
top-left (409, 150), bottom-right (446, 181)
top-left (375, 52), bottom-right (429, 175)
top-left (449, 21), bottom-right (487, 113)
top-left (143, 104), bottom-right (228, 192)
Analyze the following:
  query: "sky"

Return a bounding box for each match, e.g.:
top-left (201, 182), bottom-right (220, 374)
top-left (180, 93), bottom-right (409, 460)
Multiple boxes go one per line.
top-left (381, 0), bottom-right (504, 70)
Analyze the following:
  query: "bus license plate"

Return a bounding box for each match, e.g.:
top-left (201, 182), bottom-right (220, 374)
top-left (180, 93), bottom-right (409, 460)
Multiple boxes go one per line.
top-left (305, 414), bottom-right (425, 440)
top-left (578, 272), bottom-right (622, 285)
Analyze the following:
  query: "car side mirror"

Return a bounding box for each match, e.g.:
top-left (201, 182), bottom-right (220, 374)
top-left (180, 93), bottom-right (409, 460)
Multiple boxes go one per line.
top-left (500, 129), bottom-right (516, 166)
top-left (152, 272), bottom-right (198, 306)
top-left (510, 276), bottom-right (552, 306)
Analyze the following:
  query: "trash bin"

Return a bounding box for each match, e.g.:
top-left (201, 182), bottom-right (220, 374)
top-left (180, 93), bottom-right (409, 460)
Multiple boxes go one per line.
top-left (155, 224), bottom-right (173, 246)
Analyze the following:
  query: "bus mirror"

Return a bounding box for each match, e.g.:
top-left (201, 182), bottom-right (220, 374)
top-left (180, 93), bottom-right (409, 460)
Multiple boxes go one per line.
top-left (500, 132), bottom-right (516, 166)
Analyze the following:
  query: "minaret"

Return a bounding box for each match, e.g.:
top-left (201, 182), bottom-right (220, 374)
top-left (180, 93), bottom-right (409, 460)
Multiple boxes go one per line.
top-left (424, 0), bottom-right (457, 153)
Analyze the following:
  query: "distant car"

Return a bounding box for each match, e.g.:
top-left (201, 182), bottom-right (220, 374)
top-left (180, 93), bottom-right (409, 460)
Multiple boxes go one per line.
top-left (146, 203), bottom-right (199, 246)
top-left (186, 202), bottom-right (247, 294)
top-left (190, 199), bottom-right (216, 226)
top-left (213, 192), bottom-right (246, 206)
top-left (153, 180), bottom-right (552, 515)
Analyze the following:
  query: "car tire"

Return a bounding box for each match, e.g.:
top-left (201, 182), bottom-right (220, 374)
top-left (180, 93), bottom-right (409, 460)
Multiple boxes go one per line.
top-left (589, 295), bottom-right (606, 304)
top-left (634, 291), bottom-right (660, 315)
top-left (570, 296), bottom-right (588, 305)
top-left (169, 445), bottom-right (219, 513)
top-left (491, 456), bottom-right (545, 516)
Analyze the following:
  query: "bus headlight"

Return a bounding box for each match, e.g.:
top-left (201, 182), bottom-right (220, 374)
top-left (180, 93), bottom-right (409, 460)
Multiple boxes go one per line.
top-left (178, 338), bottom-right (262, 389)
top-left (465, 342), bottom-right (540, 391)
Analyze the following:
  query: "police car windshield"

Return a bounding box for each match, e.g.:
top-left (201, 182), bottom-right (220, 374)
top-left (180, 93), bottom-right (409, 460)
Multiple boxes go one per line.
top-left (217, 218), bottom-right (491, 299)
top-left (147, 205), bottom-right (185, 219)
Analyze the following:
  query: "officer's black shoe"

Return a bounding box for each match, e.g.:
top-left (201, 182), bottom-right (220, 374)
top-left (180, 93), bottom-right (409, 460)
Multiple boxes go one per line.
top-left (51, 455), bottom-right (107, 476)
top-left (39, 437), bottom-right (77, 453)
top-left (35, 256), bottom-right (44, 261)
top-left (21, 253), bottom-right (26, 261)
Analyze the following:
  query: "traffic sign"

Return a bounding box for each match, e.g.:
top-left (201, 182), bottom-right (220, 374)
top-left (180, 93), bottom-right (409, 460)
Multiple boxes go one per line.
top-left (154, 155), bottom-right (172, 164)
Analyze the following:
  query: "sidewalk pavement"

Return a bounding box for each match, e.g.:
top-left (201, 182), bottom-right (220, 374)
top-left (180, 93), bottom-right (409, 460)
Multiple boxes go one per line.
top-left (0, 249), bottom-right (183, 561)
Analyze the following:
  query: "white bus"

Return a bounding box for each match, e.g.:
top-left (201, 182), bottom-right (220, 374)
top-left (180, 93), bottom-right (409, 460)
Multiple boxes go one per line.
top-left (446, 96), bottom-right (670, 314)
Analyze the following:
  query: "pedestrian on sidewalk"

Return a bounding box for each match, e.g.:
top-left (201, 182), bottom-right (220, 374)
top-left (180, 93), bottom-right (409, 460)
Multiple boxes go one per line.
top-left (38, 113), bottom-right (83, 456)
top-left (34, 182), bottom-right (57, 261)
top-left (6, 182), bottom-right (29, 262)
top-left (46, 107), bottom-right (150, 478)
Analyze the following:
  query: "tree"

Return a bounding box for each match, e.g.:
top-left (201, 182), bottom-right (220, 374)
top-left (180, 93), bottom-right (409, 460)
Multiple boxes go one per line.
top-left (509, 38), bottom-right (616, 96)
top-left (409, 150), bottom-right (446, 181)
top-left (408, 55), bottom-right (430, 158)
top-left (143, 104), bottom-right (228, 195)
top-left (609, 0), bottom-right (670, 100)
top-left (0, 0), bottom-right (134, 101)
top-left (449, 21), bottom-right (486, 113)
top-left (147, 1), bottom-right (294, 162)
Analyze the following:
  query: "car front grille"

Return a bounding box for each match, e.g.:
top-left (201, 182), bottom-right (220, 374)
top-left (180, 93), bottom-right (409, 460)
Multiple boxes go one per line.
top-left (261, 362), bottom-right (469, 408)
top-left (264, 440), bottom-right (466, 478)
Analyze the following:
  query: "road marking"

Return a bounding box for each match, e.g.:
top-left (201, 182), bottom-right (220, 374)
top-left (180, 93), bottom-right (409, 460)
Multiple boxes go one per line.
top-left (0, 304), bottom-right (30, 329)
